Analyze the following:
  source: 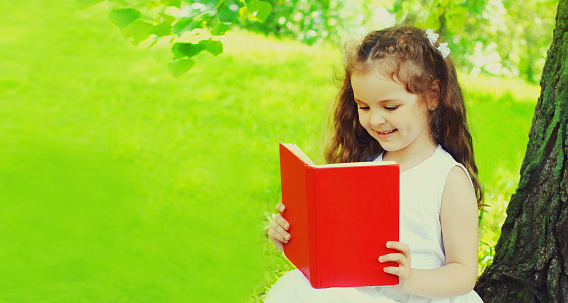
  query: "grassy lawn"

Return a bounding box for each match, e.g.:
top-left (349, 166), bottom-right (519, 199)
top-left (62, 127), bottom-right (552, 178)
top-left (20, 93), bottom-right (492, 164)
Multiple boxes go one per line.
top-left (1, 1), bottom-right (539, 302)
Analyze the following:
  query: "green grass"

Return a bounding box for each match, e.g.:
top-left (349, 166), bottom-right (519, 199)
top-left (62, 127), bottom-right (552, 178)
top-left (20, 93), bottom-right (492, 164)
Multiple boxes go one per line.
top-left (461, 73), bottom-right (539, 277)
top-left (0, 1), bottom-right (539, 302)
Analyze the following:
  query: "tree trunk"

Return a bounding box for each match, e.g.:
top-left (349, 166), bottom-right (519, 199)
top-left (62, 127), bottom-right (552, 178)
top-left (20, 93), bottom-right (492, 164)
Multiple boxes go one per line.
top-left (475, 0), bottom-right (568, 302)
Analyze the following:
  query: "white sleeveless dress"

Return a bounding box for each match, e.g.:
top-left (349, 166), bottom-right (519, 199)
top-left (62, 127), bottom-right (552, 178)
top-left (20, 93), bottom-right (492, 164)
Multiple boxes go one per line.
top-left (264, 146), bottom-right (483, 303)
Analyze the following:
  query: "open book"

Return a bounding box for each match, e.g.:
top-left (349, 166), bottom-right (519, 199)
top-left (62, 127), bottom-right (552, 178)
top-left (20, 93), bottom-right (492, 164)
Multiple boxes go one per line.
top-left (279, 142), bottom-right (399, 288)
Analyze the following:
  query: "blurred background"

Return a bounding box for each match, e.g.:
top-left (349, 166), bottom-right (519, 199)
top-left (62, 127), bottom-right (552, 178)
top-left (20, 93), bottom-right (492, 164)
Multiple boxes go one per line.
top-left (0, 0), bottom-right (558, 302)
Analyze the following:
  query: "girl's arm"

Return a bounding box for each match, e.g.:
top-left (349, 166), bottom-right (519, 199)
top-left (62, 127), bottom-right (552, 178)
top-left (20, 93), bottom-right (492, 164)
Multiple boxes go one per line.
top-left (381, 166), bottom-right (479, 298)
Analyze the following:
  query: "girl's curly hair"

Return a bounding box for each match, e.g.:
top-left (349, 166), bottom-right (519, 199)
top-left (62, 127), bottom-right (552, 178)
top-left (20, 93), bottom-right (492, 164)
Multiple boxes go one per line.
top-left (325, 26), bottom-right (484, 208)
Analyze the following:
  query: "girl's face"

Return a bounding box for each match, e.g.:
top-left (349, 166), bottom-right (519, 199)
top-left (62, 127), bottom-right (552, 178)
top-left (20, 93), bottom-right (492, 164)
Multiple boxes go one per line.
top-left (351, 67), bottom-right (436, 161)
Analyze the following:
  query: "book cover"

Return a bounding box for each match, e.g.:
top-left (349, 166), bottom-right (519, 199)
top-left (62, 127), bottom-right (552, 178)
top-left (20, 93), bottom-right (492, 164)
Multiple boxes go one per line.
top-left (279, 142), bottom-right (399, 288)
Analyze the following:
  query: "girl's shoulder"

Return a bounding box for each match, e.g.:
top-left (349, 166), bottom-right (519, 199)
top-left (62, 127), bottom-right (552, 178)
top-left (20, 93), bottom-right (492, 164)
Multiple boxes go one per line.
top-left (435, 147), bottom-right (474, 184)
top-left (405, 146), bottom-right (473, 193)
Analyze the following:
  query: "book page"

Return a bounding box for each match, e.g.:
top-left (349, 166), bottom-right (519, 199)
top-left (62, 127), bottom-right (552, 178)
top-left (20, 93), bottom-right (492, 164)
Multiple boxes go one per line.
top-left (281, 143), bottom-right (396, 168)
top-left (282, 143), bottom-right (315, 166)
top-left (316, 161), bottom-right (396, 168)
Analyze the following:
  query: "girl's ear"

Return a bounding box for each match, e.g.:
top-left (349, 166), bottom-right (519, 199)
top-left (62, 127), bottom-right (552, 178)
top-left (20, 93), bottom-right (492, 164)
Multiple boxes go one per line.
top-left (426, 80), bottom-right (440, 110)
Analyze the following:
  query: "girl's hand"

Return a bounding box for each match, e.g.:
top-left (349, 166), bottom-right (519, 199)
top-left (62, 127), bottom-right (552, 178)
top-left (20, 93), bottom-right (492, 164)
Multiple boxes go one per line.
top-left (379, 241), bottom-right (411, 291)
top-left (267, 203), bottom-right (290, 253)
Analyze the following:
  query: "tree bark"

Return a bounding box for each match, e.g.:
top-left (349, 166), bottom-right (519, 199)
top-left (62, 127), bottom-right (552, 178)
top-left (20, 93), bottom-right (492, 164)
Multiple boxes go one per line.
top-left (475, 0), bottom-right (568, 302)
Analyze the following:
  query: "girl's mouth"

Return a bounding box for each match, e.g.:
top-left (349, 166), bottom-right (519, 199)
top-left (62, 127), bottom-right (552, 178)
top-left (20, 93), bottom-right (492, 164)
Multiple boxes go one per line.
top-left (376, 129), bottom-right (397, 139)
top-left (378, 129), bottom-right (396, 135)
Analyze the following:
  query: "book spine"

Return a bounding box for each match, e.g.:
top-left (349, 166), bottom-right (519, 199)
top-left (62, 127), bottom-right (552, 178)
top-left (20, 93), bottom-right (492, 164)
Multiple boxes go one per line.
top-left (305, 166), bottom-right (320, 288)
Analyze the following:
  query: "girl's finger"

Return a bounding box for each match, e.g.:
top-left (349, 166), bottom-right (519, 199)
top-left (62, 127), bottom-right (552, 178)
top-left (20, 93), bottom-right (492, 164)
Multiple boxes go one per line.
top-left (270, 220), bottom-right (291, 242)
top-left (383, 266), bottom-right (404, 276)
top-left (275, 203), bottom-right (286, 213)
top-left (268, 229), bottom-right (284, 243)
top-left (275, 214), bottom-right (290, 230)
top-left (386, 241), bottom-right (411, 258)
top-left (268, 225), bottom-right (289, 243)
top-left (378, 253), bottom-right (406, 264)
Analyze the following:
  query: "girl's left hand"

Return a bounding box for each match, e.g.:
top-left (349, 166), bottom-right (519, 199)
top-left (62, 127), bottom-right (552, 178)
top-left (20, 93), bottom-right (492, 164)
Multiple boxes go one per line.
top-left (379, 241), bottom-right (411, 291)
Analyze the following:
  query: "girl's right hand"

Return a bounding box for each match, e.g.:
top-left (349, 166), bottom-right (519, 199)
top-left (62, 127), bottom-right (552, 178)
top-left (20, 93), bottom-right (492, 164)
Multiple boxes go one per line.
top-left (267, 203), bottom-right (290, 253)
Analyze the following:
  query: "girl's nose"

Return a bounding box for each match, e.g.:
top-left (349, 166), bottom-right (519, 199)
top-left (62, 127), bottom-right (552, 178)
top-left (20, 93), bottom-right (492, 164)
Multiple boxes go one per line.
top-left (370, 110), bottom-right (386, 127)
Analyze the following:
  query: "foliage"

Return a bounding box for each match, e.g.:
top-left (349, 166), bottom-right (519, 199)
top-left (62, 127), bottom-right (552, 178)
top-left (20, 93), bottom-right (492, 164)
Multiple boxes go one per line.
top-left (393, 0), bottom-right (469, 34)
top-left (243, 0), bottom-right (359, 45)
top-left (391, 0), bottom-right (558, 82)
top-left (242, 0), bottom-right (471, 47)
top-left (497, 0), bottom-right (558, 82)
top-left (84, 0), bottom-right (272, 77)
top-left (87, 0), bottom-right (557, 83)
top-left (239, 0), bottom-right (557, 83)
top-left (243, 0), bottom-right (557, 82)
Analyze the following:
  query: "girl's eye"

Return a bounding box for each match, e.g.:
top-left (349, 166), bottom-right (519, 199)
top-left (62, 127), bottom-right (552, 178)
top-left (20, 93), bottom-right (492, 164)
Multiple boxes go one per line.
top-left (385, 106), bottom-right (399, 111)
top-left (358, 106), bottom-right (370, 110)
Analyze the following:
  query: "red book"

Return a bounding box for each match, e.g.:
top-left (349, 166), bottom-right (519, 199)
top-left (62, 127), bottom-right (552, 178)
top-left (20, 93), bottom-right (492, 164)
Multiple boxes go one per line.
top-left (279, 142), bottom-right (399, 288)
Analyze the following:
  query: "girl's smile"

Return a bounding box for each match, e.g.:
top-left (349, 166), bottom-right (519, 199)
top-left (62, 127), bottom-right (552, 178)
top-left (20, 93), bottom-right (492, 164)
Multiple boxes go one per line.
top-left (376, 128), bottom-right (397, 139)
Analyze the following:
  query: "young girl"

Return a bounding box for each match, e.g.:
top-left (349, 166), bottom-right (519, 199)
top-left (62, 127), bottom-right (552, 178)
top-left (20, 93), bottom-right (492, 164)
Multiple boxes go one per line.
top-left (265, 26), bottom-right (484, 303)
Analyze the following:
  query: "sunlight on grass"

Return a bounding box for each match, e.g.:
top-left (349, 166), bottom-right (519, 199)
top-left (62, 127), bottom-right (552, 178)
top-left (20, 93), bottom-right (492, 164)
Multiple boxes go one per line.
top-left (465, 74), bottom-right (539, 276)
top-left (461, 73), bottom-right (541, 104)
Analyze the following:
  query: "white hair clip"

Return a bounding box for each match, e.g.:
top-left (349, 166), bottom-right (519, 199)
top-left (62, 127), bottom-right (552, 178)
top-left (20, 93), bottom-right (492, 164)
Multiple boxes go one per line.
top-left (436, 42), bottom-right (451, 58)
top-left (426, 28), bottom-right (450, 58)
top-left (426, 28), bottom-right (439, 45)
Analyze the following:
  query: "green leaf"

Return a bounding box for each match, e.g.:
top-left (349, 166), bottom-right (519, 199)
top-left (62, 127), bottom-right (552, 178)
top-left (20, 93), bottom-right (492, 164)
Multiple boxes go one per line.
top-left (161, 14), bottom-right (176, 25)
top-left (205, 40), bottom-right (223, 56)
top-left (435, 6), bottom-right (445, 17)
top-left (401, 1), bottom-right (413, 13)
top-left (148, 38), bottom-right (159, 49)
top-left (172, 15), bottom-right (207, 36)
top-left (210, 20), bottom-right (232, 36)
top-left (121, 19), bottom-right (154, 45)
top-left (172, 18), bottom-right (192, 35)
top-left (172, 42), bottom-right (206, 59)
top-left (151, 22), bottom-right (172, 37)
top-left (109, 8), bottom-right (141, 29)
top-left (253, 1), bottom-right (272, 23)
top-left (420, 7), bottom-right (442, 30)
top-left (395, 10), bottom-right (407, 23)
top-left (181, 39), bottom-right (224, 57)
top-left (447, 6), bottom-right (468, 32)
top-left (161, 0), bottom-right (181, 8)
top-left (239, 7), bottom-right (249, 23)
top-left (246, 1), bottom-right (272, 23)
top-left (168, 58), bottom-right (195, 78)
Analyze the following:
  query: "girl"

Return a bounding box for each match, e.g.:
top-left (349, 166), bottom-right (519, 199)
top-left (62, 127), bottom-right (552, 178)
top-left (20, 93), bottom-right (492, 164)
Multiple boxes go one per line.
top-left (265, 26), bottom-right (484, 302)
